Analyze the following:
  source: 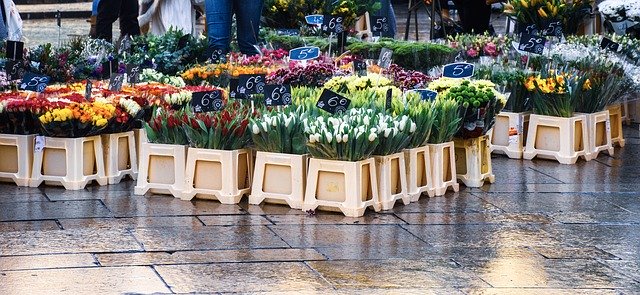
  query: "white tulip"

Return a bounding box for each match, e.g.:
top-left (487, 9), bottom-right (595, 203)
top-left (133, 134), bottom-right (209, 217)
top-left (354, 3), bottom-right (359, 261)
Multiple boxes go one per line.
top-left (410, 122), bottom-right (417, 133)
top-left (399, 118), bottom-right (407, 131)
top-left (384, 128), bottom-right (392, 138)
top-left (284, 117), bottom-right (292, 128)
top-left (325, 131), bottom-right (333, 143)
top-left (336, 134), bottom-right (342, 143)
top-left (261, 122), bottom-right (268, 132)
top-left (309, 135), bottom-right (317, 143)
top-left (342, 134), bottom-right (348, 143)
top-left (368, 133), bottom-right (377, 142)
top-left (251, 124), bottom-right (260, 134)
top-left (363, 116), bottom-right (370, 125)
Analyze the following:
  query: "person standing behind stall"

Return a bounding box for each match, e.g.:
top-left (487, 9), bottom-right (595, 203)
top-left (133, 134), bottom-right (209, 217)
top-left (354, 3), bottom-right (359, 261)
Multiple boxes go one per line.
top-left (204, 0), bottom-right (263, 56)
top-left (455, 0), bottom-right (493, 34)
top-left (95, 0), bottom-right (141, 43)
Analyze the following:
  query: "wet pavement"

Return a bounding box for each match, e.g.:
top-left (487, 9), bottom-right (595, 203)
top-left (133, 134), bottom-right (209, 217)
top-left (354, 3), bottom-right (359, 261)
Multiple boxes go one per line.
top-left (0, 126), bottom-right (638, 294)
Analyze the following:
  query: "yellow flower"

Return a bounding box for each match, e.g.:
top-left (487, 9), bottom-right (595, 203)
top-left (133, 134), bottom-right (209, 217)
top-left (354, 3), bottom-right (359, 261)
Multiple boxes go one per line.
top-left (520, 0), bottom-right (529, 8)
top-left (95, 118), bottom-right (108, 127)
top-left (538, 7), bottom-right (548, 18)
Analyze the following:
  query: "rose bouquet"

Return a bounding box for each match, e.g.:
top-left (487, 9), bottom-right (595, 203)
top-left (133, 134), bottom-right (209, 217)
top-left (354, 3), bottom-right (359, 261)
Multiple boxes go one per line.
top-left (251, 106), bottom-right (307, 155)
top-left (38, 101), bottom-right (115, 138)
top-left (182, 101), bottom-right (254, 150)
top-left (304, 108), bottom-right (381, 161)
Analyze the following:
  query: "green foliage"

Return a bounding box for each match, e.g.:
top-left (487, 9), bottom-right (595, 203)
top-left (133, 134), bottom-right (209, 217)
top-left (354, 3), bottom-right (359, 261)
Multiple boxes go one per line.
top-left (346, 39), bottom-right (457, 72)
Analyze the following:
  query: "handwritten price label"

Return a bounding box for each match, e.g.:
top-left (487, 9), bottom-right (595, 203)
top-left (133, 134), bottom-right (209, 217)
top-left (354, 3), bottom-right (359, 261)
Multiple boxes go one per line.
top-left (289, 46), bottom-right (320, 61)
top-left (442, 63), bottom-right (475, 79)
top-left (264, 84), bottom-right (292, 106)
top-left (317, 89), bottom-right (350, 114)
top-left (19, 73), bottom-right (50, 92)
top-left (518, 33), bottom-right (546, 55)
top-left (238, 74), bottom-right (265, 95)
top-left (377, 48), bottom-right (393, 69)
top-left (322, 15), bottom-right (344, 33)
top-left (192, 90), bottom-right (224, 113)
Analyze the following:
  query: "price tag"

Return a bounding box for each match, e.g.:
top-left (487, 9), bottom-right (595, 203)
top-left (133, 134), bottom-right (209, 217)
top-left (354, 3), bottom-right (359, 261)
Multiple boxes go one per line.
top-left (317, 89), bottom-right (350, 114)
top-left (191, 90), bottom-right (224, 113)
top-left (353, 60), bottom-right (367, 76)
top-left (126, 64), bottom-right (141, 84)
top-left (207, 48), bottom-right (225, 63)
top-left (85, 79), bottom-right (92, 100)
top-left (101, 59), bottom-right (119, 79)
top-left (542, 19), bottom-right (563, 37)
top-left (19, 73), bottom-right (50, 92)
top-left (442, 62), bottom-right (475, 79)
top-left (378, 48), bottom-right (393, 69)
top-left (289, 46), bottom-right (320, 61)
top-left (413, 89), bottom-right (438, 101)
top-left (229, 78), bottom-right (246, 99)
top-left (276, 29), bottom-right (300, 36)
top-left (305, 14), bottom-right (324, 25)
top-left (518, 33), bottom-right (546, 55)
top-left (108, 73), bottom-right (125, 92)
top-left (370, 16), bottom-right (390, 34)
top-left (385, 88), bottom-right (393, 111)
top-left (610, 20), bottom-right (627, 35)
top-left (5, 60), bottom-right (25, 81)
top-left (6, 40), bottom-right (24, 60)
top-left (519, 23), bottom-right (539, 36)
top-left (238, 74), bottom-right (265, 95)
top-left (600, 37), bottom-right (620, 52)
top-left (264, 84), bottom-right (292, 106)
top-left (322, 15), bottom-right (344, 34)
top-left (34, 136), bottom-right (45, 153)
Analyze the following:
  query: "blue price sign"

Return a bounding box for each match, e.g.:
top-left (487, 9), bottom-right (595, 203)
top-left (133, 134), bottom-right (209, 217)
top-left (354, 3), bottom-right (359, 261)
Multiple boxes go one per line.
top-left (19, 73), bottom-right (50, 92)
top-left (413, 89), bottom-right (438, 101)
top-left (442, 62), bottom-right (474, 79)
top-left (289, 46), bottom-right (320, 61)
top-left (305, 14), bottom-right (324, 25)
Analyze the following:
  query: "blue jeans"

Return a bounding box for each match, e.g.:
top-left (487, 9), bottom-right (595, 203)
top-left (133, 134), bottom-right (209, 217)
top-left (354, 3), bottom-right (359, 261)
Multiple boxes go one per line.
top-left (205, 0), bottom-right (263, 55)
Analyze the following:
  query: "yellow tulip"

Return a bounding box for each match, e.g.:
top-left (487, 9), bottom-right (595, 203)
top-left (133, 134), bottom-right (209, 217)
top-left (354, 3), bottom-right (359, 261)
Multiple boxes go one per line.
top-left (537, 8), bottom-right (548, 18)
top-left (520, 0), bottom-right (528, 8)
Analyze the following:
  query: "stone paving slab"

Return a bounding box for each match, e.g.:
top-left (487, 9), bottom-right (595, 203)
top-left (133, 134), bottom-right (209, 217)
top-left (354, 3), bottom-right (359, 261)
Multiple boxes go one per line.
top-left (155, 262), bottom-right (330, 293)
top-left (0, 220), bottom-right (59, 232)
top-left (0, 200), bottom-right (112, 221)
top-left (58, 216), bottom-right (203, 230)
top-left (0, 228), bottom-right (142, 256)
top-left (0, 253), bottom-right (97, 271)
top-left (0, 266), bottom-right (171, 294)
top-left (96, 248), bottom-right (326, 267)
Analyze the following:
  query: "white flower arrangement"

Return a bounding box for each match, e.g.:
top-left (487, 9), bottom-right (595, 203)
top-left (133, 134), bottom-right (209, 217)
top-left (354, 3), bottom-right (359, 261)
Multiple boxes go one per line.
top-left (119, 97), bottom-right (142, 116)
top-left (164, 90), bottom-right (192, 105)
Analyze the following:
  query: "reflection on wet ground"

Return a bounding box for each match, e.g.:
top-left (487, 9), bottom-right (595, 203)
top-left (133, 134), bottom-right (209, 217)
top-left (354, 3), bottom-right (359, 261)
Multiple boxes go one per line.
top-left (0, 126), bottom-right (638, 293)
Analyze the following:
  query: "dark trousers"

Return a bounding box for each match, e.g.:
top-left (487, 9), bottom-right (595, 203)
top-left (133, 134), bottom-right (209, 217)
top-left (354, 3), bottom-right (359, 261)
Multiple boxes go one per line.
top-left (454, 0), bottom-right (491, 34)
top-left (96, 0), bottom-right (140, 43)
top-left (205, 0), bottom-right (263, 55)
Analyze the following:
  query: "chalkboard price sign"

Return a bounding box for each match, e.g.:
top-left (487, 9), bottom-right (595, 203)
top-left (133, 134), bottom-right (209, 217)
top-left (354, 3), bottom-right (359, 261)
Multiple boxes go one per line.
top-left (19, 73), bottom-right (50, 92)
top-left (192, 90), bottom-right (224, 113)
top-left (542, 19), bottom-right (563, 37)
top-left (109, 73), bottom-right (125, 92)
top-left (317, 89), bottom-right (350, 114)
top-left (353, 60), bottom-right (367, 76)
top-left (238, 74), bottom-right (266, 95)
top-left (6, 40), bottom-right (24, 60)
top-left (126, 64), bottom-right (141, 84)
top-left (85, 79), bottom-right (92, 100)
top-left (264, 84), bottom-right (292, 106)
top-left (378, 48), bottom-right (393, 69)
top-left (601, 37), bottom-right (620, 52)
top-left (322, 15), bottom-right (344, 34)
top-left (370, 16), bottom-right (390, 34)
top-left (5, 60), bottom-right (25, 81)
top-left (518, 33), bottom-right (546, 55)
top-left (385, 88), bottom-right (393, 110)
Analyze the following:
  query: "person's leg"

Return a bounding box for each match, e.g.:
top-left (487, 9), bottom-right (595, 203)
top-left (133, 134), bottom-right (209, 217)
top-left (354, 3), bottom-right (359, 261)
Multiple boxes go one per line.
top-left (233, 0), bottom-right (263, 55)
top-left (96, 0), bottom-right (121, 42)
top-left (205, 0), bottom-right (233, 54)
top-left (119, 0), bottom-right (141, 38)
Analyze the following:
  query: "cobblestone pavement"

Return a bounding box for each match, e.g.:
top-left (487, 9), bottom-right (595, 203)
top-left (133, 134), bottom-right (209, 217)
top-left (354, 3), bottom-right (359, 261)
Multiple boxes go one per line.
top-left (0, 126), bottom-right (639, 294)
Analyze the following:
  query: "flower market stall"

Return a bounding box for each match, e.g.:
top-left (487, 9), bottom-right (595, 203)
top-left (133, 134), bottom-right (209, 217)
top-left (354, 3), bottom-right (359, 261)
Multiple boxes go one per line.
top-left (0, 2), bottom-right (638, 217)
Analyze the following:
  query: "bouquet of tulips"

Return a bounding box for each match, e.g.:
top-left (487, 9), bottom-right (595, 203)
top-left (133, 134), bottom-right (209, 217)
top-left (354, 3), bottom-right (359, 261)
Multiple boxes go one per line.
top-left (373, 113), bottom-right (416, 156)
top-left (39, 101), bottom-right (115, 137)
top-left (251, 106), bottom-right (307, 155)
top-left (324, 73), bottom-right (392, 94)
top-left (524, 70), bottom-right (589, 117)
top-left (429, 98), bottom-right (464, 144)
top-left (144, 108), bottom-right (189, 145)
top-left (95, 95), bottom-right (144, 133)
top-left (304, 108), bottom-right (381, 161)
top-left (503, 0), bottom-right (593, 35)
top-left (182, 101), bottom-right (253, 150)
top-left (404, 93), bottom-right (437, 148)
